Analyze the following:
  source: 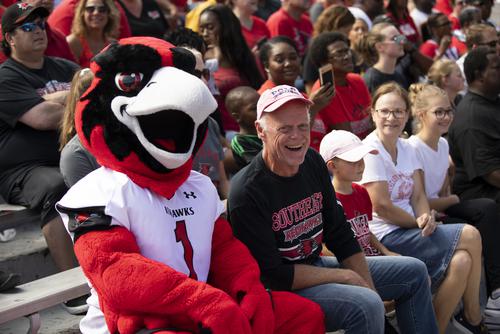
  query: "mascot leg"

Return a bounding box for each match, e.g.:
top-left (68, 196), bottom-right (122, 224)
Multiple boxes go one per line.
top-left (271, 291), bottom-right (325, 334)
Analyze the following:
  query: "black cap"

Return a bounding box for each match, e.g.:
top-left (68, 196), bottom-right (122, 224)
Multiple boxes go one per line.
top-left (463, 0), bottom-right (485, 5)
top-left (1, 3), bottom-right (49, 34)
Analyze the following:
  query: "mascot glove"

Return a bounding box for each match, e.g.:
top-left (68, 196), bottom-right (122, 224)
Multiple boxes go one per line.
top-left (237, 285), bottom-right (274, 334)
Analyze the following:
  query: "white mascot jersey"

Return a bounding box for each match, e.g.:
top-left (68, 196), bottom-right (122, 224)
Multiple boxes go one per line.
top-left (57, 167), bottom-right (224, 333)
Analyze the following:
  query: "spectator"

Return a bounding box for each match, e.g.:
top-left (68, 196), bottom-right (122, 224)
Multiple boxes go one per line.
top-left (223, 86), bottom-right (262, 174)
top-left (349, 17), bottom-right (370, 73)
top-left (254, 0), bottom-right (280, 21)
top-left (448, 46), bottom-right (500, 207)
top-left (228, 84), bottom-right (438, 333)
top-left (302, 4), bottom-right (355, 92)
top-left (419, 12), bottom-right (460, 60)
top-left (0, 0), bottom-right (76, 64)
top-left (349, 0), bottom-right (385, 29)
top-left (385, 0), bottom-right (421, 46)
top-left (59, 68), bottom-right (99, 188)
top-left (359, 82), bottom-right (485, 333)
top-left (448, 0), bottom-right (465, 31)
top-left (309, 0), bottom-right (342, 23)
top-left (408, 82), bottom-right (500, 329)
top-left (266, 0), bottom-right (313, 58)
top-left (66, 0), bottom-right (120, 67)
top-left (361, 22), bottom-right (410, 93)
top-left (410, 0), bottom-right (434, 37)
top-left (464, 0), bottom-right (495, 27)
top-left (257, 36), bottom-right (334, 150)
top-left (310, 32), bottom-right (373, 143)
top-left (427, 59), bottom-right (465, 106)
top-left (451, 6), bottom-right (482, 56)
top-left (0, 3), bottom-right (85, 314)
top-left (199, 4), bottom-right (263, 139)
top-left (116, 0), bottom-right (169, 38)
top-left (228, 0), bottom-right (270, 51)
top-left (48, 0), bottom-right (131, 38)
top-left (320, 129), bottom-right (398, 257)
top-left (456, 23), bottom-right (499, 92)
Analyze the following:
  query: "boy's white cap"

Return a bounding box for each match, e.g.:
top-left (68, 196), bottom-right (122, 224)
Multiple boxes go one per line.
top-left (320, 130), bottom-right (378, 162)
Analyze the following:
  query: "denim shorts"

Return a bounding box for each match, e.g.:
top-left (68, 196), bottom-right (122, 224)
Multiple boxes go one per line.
top-left (381, 223), bottom-right (464, 293)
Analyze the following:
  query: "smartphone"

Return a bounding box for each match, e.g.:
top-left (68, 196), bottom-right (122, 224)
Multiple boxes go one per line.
top-left (319, 64), bottom-right (335, 92)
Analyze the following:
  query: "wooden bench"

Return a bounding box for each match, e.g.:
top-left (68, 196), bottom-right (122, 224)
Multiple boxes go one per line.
top-left (0, 267), bottom-right (90, 334)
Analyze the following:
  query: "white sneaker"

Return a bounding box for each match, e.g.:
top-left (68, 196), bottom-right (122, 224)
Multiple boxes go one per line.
top-left (485, 295), bottom-right (500, 330)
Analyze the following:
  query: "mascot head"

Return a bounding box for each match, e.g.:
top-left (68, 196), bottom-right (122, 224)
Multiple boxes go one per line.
top-left (75, 37), bottom-right (217, 198)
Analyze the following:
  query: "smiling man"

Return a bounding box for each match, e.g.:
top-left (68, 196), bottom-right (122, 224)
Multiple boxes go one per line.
top-left (0, 3), bottom-right (83, 313)
top-left (228, 84), bottom-right (438, 333)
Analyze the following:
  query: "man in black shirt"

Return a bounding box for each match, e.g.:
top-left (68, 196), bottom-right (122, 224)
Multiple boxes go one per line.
top-left (228, 85), bottom-right (438, 333)
top-left (449, 46), bottom-right (500, 206)
top-left (0, 3), bottom-right (84, 312)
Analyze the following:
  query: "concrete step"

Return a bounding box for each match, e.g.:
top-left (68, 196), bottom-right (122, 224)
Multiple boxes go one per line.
top-left (0, 222), bottom-right (57, 284)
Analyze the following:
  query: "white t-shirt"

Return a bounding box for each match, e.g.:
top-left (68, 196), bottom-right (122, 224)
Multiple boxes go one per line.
top-left (407, 136), bottom-right (449, 199)
top-left (57, 167), bottom-right (224, 334)
top-left (410, 8), bottom-right (429, 37)
top-left (360, 132), bottom-right (420, 240)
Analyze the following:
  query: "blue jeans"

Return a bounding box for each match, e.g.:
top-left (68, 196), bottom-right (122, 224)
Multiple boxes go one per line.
top-left (294, 255), bottom-right (438, 334)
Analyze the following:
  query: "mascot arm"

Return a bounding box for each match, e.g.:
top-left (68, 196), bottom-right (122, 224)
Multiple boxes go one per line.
top-left (209, 218), bottom-right (274, 334)
top-left (74, 226), bottom-right (253, 333)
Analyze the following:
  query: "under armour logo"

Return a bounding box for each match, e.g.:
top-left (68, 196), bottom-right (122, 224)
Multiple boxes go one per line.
top-left (183, 191), bottom-right (196, 199)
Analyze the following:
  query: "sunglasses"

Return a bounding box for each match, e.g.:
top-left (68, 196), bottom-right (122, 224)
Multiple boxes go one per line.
top-left (389, 34), bottom-right (407, 45)
top-left (18, 21), bottom-right (46, 32)
top-left (193, 68), bottom-right (210, 81)
top-left (85, 5), bottom-right (109, 14)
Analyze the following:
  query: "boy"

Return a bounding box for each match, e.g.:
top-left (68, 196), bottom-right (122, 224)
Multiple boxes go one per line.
top-left (224, 86), bottom-right (262, 174)
top-left (319, 130), bottom-right (398, 257)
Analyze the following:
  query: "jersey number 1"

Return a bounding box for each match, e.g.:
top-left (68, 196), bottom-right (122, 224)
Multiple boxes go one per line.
top-left (175, 220), bottom-right (198, 280)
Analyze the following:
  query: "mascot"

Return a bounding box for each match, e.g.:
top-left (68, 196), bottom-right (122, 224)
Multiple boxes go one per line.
top-left (56, 37), bottom-right (325, 334)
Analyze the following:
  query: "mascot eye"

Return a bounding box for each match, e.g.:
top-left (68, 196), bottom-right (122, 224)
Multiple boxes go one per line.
top-left (115, 72), bottom-right (144, 92)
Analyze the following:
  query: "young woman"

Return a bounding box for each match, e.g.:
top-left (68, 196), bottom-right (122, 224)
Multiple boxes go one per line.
top-left (360, 82), bottom-right (486, 334)
top-left (199, 4), bottom-right (263, 138)
top-left (419, 13), bottom-right (459, 61)
top-left (427, 59), bottom-right (465, 106)
top-left (66, 0), bottom-right (120, 67)
top-left (408, 83), bottom-right (500, 327)
top-left (229, 0), bottom-right (270, 51)
top-left (257, 36), bottom-right (334, 150)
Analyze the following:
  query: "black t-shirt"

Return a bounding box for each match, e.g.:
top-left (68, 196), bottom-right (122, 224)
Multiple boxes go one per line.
top-left (363, 66), bottom-right (410, 93)
top-left (228, 149), bottom-right (360, 291)
top-left (0, 57), bottom-right (78, 193)
top-left (448, 92), bottom-right (500, 201)
top-left (117, 0), bottom-right (168, 39)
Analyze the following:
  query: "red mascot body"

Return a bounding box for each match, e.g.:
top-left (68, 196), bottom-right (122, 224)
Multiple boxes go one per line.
top-left (56, 37), bottom-right (325, 334)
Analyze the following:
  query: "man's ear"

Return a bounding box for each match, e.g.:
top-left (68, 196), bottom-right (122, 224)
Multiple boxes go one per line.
top-left (255, 120), bottom-right (265, 140)
top-left (4, 32), bottom-right (14, 47)
top-left (326, 159), bottom-right (336, 173)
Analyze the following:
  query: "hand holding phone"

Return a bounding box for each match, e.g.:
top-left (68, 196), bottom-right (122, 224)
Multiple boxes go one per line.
top-left (319, 64), bottom-right (335, 94)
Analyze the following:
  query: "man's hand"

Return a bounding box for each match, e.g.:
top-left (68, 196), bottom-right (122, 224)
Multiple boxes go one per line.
top-left (338, 269), bottom-right (370, 288)
top-left (416, 210), bottom-right (437, 237)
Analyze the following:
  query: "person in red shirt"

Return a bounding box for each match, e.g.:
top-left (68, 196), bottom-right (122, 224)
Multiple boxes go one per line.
top-left (419, 12), bottom-right (459, 60)
top-left (451, 6), bottom-right (482, 56)
top-left (310, 32), bottom-right (373, 148)
top-left (0, 0), bottom-right (76, 64)
top-left (266, 0), bottom-right (313, 57)
top-left (385, 0), bottom-right (421, 46)
top-left (229, 0), bottom-right (270, 50)
top-left (48, 0), bottom-right (131, 38)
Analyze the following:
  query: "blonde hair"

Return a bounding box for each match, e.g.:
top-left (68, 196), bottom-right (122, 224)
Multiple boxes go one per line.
top-left (313, 5), bottom-right (355, 37)
top-left (71, 0), bottom-right (120, 39)
top-left (59, 69), bottom-right (94, 150)
top-left (408, 83), bottom-right (448, 133)
top-left (427, 59), bottom-right (459, 88)
top-left (356, 22), bottom-right (393, 67)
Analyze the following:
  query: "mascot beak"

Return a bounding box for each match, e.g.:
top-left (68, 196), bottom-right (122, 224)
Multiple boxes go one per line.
top-left (111, 67), bottom-right (217, 170)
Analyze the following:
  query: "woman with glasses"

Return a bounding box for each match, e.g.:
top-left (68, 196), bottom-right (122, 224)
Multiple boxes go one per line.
top-left (360, 82), bottom-right (486, 334)
top-left (419, 13), bottom-right (460, 61)
top-left (408, 84), bottom-right (500, 330)
top-left (309, 32), bottom-right (373, 149)
top-left (360, 22), bottom-right (411, 94)
top-left (66, 0), bottom-right (120, 67)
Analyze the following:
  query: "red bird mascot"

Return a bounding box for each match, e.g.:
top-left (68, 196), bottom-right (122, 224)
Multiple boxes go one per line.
top-left (56, 37), bottom-right (325, 334)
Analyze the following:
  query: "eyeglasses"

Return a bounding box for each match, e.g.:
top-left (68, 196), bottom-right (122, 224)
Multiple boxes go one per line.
top-left (329, 48), bottom-right (352, 60)
top-left (432, 107), bottom-right (454, 119)
top-left (18, 21), bottom-right (45, 32)
top-left (478, 40), bottom-right (499, 48)
top-left (387, 34), bottom-right (406, 45)
top-left (193, 68), bottom-right (210, 81)
top-left (85, 5), bottom-right (109, 14)
top-left (374, 108), bottom-right (407, 119)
